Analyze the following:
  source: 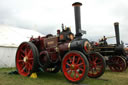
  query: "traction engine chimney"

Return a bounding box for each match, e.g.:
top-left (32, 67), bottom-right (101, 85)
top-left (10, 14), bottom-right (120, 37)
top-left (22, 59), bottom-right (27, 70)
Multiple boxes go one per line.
top-left (72, 2), bottom-right (82, 38)
top-left (114, 22), bottom-right (120, 46)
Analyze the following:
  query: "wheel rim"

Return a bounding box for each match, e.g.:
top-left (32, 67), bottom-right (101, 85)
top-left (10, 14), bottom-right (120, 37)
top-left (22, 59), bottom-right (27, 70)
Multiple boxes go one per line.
top-left (108, 56), bottom-right (126, 72)
top-left (88, 53), bottom-right (104, 77)
top-left (16, 43), bottom-right (34, 76)
top-left (62, 52), bottom-right (86, 82)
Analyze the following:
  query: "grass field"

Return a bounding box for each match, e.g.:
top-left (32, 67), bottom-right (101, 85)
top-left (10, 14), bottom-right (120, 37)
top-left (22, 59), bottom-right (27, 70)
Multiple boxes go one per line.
top-left (0, 68), bottom-right (128, 85)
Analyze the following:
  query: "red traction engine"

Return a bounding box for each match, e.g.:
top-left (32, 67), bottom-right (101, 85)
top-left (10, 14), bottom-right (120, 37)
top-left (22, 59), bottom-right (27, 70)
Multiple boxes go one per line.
top-left (16, 2), bottom-right (106, 83)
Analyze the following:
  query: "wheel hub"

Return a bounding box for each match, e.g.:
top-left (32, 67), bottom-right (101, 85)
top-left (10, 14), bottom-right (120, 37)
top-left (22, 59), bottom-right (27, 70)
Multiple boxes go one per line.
top-left (23, 56), bottom-right (28, 62)
top-left (70, 64), bottom-right (79, 70)
top-left (92, 62), bottom-right (97, 68)
top-left (71, 64), bottom-right (75, 70)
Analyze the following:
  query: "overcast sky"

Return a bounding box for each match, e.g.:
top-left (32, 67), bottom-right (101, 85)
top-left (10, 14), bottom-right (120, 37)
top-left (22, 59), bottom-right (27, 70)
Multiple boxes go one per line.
top-left (0, 0), bottom-right (128, 44)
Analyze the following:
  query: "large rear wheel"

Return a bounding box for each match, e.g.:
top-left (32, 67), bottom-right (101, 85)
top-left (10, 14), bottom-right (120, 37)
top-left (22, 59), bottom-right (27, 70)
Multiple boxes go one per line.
top-left (62, 50), bottom-right (89, 83)
top-left (88, 52), bottom-right (106, 78)
top-left (16, 42), bottom-right (39, 76)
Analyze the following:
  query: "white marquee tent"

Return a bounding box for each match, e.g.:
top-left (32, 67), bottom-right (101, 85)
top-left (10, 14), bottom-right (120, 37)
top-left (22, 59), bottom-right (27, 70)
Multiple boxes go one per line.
top-left (0, 25), bottom-right (44, 68)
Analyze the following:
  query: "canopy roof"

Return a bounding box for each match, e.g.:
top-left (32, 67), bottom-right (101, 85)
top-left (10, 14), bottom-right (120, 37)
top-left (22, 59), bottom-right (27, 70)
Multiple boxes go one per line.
top-left (0, 25), bottom-right (44, 47)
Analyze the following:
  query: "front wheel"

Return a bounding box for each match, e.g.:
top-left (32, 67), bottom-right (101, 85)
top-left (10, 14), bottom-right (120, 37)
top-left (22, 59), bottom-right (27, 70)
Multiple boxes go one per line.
top-left (88, 52), bottom-right (106, 78)
top-left (62, 50), bottom-right (89, 84)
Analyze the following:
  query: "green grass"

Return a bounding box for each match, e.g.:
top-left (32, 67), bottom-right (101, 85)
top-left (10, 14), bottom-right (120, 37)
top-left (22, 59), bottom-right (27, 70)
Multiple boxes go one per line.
top-left (0, 68), bottom-right (128, 85)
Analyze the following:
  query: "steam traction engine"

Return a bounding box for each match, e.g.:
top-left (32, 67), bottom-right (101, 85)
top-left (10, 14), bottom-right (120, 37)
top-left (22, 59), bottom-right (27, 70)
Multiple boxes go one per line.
top-left (16, 2), bottom-right (106, 83)
top-left (91, 22), bottom-right (128, 72)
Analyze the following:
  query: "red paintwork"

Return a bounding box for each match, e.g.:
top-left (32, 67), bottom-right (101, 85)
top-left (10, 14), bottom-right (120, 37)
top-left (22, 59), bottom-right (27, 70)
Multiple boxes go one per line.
top-left (88, 54), bottom-right (104, 77)
top-left (62, 52), bottom-right (86, 82)
top-left (16, 43), bottom-right (33, 76)
top-left (30, 36), bottom-right (70, 62)
top-left (108, 56), bottom-right (126, 72)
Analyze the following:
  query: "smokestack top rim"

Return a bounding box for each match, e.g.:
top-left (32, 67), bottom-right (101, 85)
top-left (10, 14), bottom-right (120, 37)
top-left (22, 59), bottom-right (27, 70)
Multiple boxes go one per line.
top-left (72, 2), bottom-right (82, 6)
top-left (114, 22), bottom-right (119, 25)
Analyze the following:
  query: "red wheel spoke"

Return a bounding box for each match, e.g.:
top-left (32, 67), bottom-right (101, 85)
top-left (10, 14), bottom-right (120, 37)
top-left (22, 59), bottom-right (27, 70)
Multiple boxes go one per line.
top-left (25, 50), bottom-right (28, 56)
top-left (25, 64), bottom-right (30, 73)
top-left (74, 70), bottom-right (77, 79)
top-left (21, 69), bottom-right (24, 73)
top-left (26, 66), bottom-right (30, 73)
top-left (78, 67), bottom-right (84, 72)
top-left (21, 49), bottom-right (25, 54)
top-left (116, 58), bottom-right (120, 62)
top-left (24, 63), bottom-right (29, 72)
top-left (69, 57), bottom-right (72, 62)
top-left (24, 63), bottom-right (28, 69)
top-left (29, 54), bottom-right (33, 58)
top-left (76, 57), bottom-right (80, 64)
top-left (66, 62), bottom-right (71, 67)
top-left (76, 70), bottom-right (80, 77)
top-left (27, 63), bottom-right (32, 71)
top-left (72, 56), bottom-right (75, 64)
top-left (21, 61), bottom-right (25, 66)
top-left (66, 68), bottom-right (70, 71)
top-left (88, 57), bottom-right (92, 64)
top-left (18, 60), bottom-right (24, 63)
top-left (21, 54), bottom-right (25, 58)
top-left (29, 64), bottom-right (32, 70)
top-left (94, 57), bottom-right (98, 62)
top-left (27, 68), bottom-right (30, 73)
top-left (21, 66), bottom-right (25, 73)
top-left (27, 50), bottom-right (32, 57)
top-left (69, 70), bottom-right (73, 76)
top-left (28, 58), bottom-right (33, 61)
top-left (77, 62), bottom-right (84, 67)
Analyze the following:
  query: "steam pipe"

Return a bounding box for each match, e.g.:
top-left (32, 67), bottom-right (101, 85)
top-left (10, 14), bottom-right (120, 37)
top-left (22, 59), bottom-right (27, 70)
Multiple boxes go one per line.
top-left (72, 2), bottom-right (82, 38)
top-left (114, 22), bottom-right (120, 46)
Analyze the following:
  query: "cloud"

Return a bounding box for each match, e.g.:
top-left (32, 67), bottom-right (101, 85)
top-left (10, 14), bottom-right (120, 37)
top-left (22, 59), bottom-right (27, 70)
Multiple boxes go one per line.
top-left (0, 0), bottom-right (128, 44)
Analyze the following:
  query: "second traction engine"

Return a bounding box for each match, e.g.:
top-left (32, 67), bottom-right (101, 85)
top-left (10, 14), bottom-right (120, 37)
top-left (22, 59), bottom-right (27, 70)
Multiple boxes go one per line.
top-left (15, 2), bottom-right (106, 83)
top-left (91, 22), bottom-right (128, 72)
